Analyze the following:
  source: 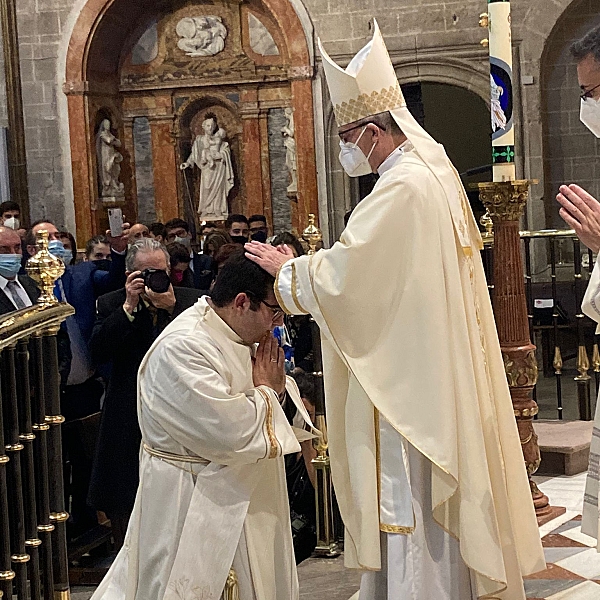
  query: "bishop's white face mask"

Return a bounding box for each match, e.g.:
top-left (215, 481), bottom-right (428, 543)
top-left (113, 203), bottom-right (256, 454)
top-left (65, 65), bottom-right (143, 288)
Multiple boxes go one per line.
top-left (338, 126), bottom-right (377, 177)
top-left (580, 97), bottom-right (600, 138)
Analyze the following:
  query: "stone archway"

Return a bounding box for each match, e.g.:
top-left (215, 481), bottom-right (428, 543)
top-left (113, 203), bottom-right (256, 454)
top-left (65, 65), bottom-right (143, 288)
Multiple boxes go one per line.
top-left (62, 0), bottom-right (318, 244)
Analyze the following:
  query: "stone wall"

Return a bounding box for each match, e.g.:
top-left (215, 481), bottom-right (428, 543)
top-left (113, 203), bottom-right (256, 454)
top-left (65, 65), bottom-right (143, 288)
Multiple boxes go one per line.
top-left (0, 0), bottom-right (589, 236)
top-left (542, 0), bottom-right (600, 228)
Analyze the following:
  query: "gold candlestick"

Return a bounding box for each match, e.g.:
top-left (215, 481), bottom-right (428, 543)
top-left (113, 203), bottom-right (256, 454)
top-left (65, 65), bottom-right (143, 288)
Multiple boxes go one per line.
top-left (302, 214), bottom-right (322, 255)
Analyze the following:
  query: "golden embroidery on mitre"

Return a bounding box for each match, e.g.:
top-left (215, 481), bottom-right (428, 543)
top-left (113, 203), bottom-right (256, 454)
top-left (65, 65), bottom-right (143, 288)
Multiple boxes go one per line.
top-left (334, 85), bottom-right (406, 127)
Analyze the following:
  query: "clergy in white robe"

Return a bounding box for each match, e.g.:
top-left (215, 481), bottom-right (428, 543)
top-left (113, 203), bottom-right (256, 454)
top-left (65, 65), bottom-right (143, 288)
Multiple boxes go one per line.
top-left (246, 21), bottom-right (545, 600)
top-left (91, 251), bottom-right (316, 600)
top-left (580, 255), bottom-right (600, 549)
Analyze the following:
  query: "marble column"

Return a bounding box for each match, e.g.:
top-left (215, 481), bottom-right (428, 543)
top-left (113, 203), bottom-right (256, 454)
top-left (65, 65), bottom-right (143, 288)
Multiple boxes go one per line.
top-left (65, 89), bottom-right (94, 246)
top-left (290, 74), bottom-right (318, 233)
top-left (149, 117), bottom-right (178, 224)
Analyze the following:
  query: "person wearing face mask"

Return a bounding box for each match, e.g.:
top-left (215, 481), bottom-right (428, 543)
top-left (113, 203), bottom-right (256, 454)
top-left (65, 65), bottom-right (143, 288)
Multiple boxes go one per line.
top-left (25, 218), bottom-right (130, 540)
top-left (166, 241), bottom-right (195, 288)
top-left (248, 214), bottom-right (270, 243)
top-left (0, 225), bottom-right (39, 314)
top-left (557, 25), bottom-right (600, 253)
top-left (246, 21), bottom-right (544, 599)
top-left (557, 25), bottom-right (600, 552)
top-left (84, 234), bottom-right (112, 271)
top-left (0, 200), bottom-right (26, 238)
top-left (225, 213), bottom-right (250, 245)
top-left (89, 239), bottom-right (203, 549)
top-left (165, 217), bottom-right (214, 290)
top-left (57, 231), bottom-right (77, 266)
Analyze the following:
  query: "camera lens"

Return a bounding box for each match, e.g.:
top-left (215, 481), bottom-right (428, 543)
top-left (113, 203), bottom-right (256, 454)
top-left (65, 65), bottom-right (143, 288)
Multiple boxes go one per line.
top-left (143, 269), bottom-right (171, 294)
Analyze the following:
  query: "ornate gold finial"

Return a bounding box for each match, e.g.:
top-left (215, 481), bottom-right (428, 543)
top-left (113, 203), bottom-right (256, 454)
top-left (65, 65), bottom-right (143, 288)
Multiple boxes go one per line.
top-left (302, 214), bottom-right (322, 256)
top-left (553, 347), bottom-right (563, 375)
top-left (593, 344), bottom-right (600, 373)
top-left (575, 345), bottom-right (591, 381)
top-left (25, 230), bottom-right (65, 307)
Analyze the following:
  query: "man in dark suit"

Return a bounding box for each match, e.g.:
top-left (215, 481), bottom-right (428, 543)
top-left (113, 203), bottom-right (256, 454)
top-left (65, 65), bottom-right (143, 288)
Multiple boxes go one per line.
top-left (0, 226), bottom-right (39, 314)
top-left (25, 219), bottom-right (130, 539)
top-left (89, 238), bottom-right (205, 548)
top-left (165, 218), bottom-right (214, 290)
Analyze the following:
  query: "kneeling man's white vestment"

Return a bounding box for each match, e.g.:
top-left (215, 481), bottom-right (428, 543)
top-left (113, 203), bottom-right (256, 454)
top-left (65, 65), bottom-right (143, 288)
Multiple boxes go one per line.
top-left (91, 297), bottom-right (313, 600)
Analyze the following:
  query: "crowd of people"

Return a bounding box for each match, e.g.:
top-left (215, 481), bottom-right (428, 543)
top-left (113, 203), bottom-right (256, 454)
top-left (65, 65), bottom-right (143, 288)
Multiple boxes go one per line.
top-left (0, 201), bottom-right (318, 562)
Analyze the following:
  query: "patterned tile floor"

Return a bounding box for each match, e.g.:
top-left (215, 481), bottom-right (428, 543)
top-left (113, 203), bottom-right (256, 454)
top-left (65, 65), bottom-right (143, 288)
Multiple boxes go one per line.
top-left (525, 513), bottom-right (600, 599)
top-left (70, 473), bottom-right (597, 600)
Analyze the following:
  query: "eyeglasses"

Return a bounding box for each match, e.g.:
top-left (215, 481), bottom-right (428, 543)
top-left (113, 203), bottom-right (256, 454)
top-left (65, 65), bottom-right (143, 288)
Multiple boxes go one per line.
top-left (260, 299), bottom-right (284, 320)
top-left (244, 291), bottom-right (284, 319)
top-left (581, 83), bottom-right (600, 101)
top-left (338, 121), bottom-right (385, 142)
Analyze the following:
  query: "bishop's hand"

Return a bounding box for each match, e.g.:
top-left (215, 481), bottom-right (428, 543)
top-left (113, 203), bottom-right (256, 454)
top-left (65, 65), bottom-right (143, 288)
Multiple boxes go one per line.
top-left (245, 241), bottom-right (295, 277)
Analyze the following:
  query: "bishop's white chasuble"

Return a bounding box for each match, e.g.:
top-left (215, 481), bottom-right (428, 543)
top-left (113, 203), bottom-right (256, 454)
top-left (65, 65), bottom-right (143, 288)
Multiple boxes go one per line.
top-left (275, 147), bottom-right (545, 599)
top-left (91, 297), bottom-right (315, 600)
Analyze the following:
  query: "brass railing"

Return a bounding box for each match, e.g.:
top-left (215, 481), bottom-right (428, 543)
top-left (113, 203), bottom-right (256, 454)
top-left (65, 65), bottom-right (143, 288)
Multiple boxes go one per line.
top-left (1, 232), bottom-right (73, 600)
top-left (482, 227), bottom-right (595, 420)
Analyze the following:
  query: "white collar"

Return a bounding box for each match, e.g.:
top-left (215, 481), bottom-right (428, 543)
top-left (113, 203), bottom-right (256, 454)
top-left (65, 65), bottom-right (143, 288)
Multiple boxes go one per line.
top-left (377, 140), bottom-right (413, 176)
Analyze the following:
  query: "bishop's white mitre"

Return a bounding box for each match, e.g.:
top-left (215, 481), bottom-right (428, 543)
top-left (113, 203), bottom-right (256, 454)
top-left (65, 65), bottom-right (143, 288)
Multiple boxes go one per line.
top-left (318, 21), bottom-right (405, 127)
top-left (318, 20), bottom-right (482, 254)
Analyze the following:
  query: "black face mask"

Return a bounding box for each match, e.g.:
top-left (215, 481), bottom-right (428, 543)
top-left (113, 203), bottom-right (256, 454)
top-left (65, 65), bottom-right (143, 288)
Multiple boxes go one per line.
top-left (231, 236), bottom-right (248, 245)
top-left (92, 259), bottom-right (111, 272)
top-left (250, 231), bottom-right (268, 243)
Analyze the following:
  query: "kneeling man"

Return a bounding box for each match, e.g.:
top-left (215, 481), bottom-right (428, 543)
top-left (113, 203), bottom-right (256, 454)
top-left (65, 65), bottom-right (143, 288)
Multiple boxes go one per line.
top-left (92, 250), bottom-right (315, 600)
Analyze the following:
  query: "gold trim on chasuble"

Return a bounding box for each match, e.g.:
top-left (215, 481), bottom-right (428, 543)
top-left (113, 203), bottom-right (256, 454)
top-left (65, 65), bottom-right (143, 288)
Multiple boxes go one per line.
top-left (290, 263), bottom-right (307, 314)
top-left (375, 408), bottom-right (415, 535)
top-left (334, 85), bottom-right (405, 127)
top-left (257, 387), bottom-right (280, 459)
top-left (274, 267), bottom-right (292, 316)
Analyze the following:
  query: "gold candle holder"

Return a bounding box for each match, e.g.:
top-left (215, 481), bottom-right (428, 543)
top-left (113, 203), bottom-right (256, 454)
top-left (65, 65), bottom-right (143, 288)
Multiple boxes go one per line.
top-left (302, 214), bottom-right (322, 255)
top-left (25, 230), bottom-right (65, 308)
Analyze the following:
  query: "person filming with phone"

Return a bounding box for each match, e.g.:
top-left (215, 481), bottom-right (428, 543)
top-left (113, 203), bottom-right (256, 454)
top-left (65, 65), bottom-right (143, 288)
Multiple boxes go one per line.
top-left (89, 238), bottom-right (203, 548)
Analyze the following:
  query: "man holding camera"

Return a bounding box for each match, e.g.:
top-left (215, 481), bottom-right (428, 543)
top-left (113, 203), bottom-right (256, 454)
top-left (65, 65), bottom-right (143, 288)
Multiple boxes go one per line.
top-left (88, 239), bottom-right (204, 547)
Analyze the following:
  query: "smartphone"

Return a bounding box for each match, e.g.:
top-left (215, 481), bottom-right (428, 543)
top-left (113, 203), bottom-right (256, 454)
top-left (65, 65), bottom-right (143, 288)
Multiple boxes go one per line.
top-left (108, 208), bottom-right (123, 237)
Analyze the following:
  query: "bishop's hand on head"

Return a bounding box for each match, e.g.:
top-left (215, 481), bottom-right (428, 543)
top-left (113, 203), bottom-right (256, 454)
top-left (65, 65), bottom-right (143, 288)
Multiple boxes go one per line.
top-left (557, 184), bottom-right (600, 253)
top-left (245, 241), bottom-right (295, 277)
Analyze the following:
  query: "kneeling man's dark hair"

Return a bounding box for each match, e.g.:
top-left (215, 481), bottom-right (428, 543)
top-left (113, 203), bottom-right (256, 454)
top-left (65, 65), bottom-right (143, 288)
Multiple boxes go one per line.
top-left (211, 248), bottom-right (275, 310)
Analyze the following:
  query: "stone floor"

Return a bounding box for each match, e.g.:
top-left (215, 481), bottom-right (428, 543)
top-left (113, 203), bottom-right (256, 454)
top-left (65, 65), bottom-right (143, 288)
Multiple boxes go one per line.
top-left (68, 473), bottom-right (596, 600)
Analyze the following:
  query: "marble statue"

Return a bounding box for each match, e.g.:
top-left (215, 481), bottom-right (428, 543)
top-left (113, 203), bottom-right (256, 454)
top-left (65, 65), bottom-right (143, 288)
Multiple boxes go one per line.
top-left (180, 114), bottom-right (234, 221)
top-left (282, 107), bottom-right (298, 195)
top-left (96, 119), bottom-right (125, 200)
top-left (176, 16), bottom-right (227, 57)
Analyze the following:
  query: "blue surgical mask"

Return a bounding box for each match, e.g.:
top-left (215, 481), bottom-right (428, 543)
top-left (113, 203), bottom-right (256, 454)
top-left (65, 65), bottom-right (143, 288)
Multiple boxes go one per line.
top-left (0, 254), bottom-right (22, 279)
top-left (62, 250), bottom-right (73, 265)
top-left (48, 239), bottom-right (67, 261)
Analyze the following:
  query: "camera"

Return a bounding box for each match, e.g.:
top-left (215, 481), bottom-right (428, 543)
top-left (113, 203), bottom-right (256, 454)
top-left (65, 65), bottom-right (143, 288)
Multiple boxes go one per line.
top-left (139, 269), bottom-right (171, 294)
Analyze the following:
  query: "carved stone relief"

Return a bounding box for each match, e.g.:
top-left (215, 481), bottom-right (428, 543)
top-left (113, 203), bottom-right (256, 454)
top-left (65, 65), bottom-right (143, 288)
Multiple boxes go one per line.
top-left (248, 13), bottom-right (279, 56)
top-left (176, 16), bottom-right (227, 57)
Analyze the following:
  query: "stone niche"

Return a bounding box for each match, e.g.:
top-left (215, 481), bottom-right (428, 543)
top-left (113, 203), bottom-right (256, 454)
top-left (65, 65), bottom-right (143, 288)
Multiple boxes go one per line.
top-left (65, 0), bottom-right (318, 243)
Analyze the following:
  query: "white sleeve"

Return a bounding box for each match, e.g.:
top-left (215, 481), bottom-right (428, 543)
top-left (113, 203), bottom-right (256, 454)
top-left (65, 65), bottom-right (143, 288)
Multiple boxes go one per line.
top-left (583, 255), bottom-right (600, 334)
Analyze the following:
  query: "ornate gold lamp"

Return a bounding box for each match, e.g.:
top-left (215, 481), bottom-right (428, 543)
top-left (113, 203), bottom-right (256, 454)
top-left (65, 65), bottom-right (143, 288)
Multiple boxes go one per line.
top-left (25, 230), bottom-right (65, 307)
top-left (302, 215), bottom-right (340, 557)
